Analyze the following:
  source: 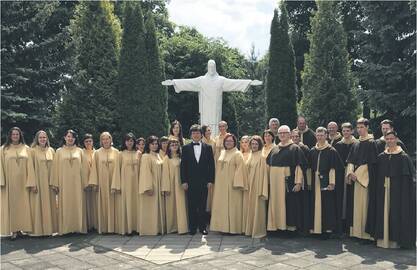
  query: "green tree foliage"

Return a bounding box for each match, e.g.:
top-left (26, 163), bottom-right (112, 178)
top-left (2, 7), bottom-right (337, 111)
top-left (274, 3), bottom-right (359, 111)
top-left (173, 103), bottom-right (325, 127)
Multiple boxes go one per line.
top-left (301, 1), bottom-right (358, 127)
top-left (55, 1), bottom-right (121, 140)
top-left (143, 12), bottom-right (169, 137)
top-left (265, 3), bottom-right (298, 128)
top-left (357, 1), bottom-right (416, 154)
top-left (116, 2), bottom-right (148, 138)
top-left (1, 1), bottom-right (75, 143)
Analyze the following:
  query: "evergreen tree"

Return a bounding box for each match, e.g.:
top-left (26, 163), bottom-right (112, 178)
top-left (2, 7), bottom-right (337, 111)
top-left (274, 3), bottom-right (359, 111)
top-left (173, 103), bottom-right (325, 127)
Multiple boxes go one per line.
top-left (56, 1), bottom-right (121, 139)
top-left (265, 3), bottom-right (298, 128)
top-left (1, 1), bottom-right (75, 143)
top-left (300, 1), bottom-right (358, 127)
top-left (357, 1), bottom-right (415, 152)
top-left (116, 2), bottom-right (148, 138)
top-left (144, 12), bottom-right (169, 137)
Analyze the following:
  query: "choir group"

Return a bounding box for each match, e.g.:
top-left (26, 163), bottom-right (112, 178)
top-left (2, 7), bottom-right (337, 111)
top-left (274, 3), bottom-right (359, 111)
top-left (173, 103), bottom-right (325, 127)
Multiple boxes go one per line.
top-left (1, 116), bottom-right (415, 250)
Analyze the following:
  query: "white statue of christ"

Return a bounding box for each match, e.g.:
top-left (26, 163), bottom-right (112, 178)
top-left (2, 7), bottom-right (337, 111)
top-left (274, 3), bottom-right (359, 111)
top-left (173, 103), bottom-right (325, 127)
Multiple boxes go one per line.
top-left (162, 59), bottom-right (262, 136)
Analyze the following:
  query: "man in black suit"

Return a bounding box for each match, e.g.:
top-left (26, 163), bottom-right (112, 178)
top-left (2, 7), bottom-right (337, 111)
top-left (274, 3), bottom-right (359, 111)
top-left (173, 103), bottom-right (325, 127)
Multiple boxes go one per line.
top-left (180, 124), bottom-right (215, 235)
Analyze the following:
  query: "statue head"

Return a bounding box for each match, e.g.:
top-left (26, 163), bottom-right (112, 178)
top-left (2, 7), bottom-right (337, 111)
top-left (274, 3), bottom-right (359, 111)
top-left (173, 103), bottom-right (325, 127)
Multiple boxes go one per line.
top-left (206, 59), bottom-right (218, 76)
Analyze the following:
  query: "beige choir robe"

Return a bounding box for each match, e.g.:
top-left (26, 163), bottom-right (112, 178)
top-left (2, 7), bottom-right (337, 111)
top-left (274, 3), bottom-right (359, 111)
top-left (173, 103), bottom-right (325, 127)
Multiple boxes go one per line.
top-left (161, 156), bottom-right (188, 234)
top-left (89, 147), bottom-right (120, 234)
top-left (214, 133), bottom-right (227, 161)
top-left (30, 146), bottom-right (57, 236)
top-left (245, 151), bottom-right (268, 238)
top-left (83, 148), bottom-right (98, 231)
top-left (159, 150), bottom-right (167, 160)
top-left (112, 150), bottom-right (140, 234)
top-left (211, 148), bottom-right (248, 234)
top-left (138, 152), bottom-right (165, 235)
top-left (1, 144), bottom-right (36, 235)
top-left (202, 136), bottom-right (216, 211)
top-left (51, 146), bottom-right (88, 234)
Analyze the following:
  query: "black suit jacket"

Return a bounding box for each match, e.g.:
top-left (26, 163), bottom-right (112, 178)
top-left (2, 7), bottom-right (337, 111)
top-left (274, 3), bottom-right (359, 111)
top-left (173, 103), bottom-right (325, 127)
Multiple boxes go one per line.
top-left (180, 142), bottom-right (215, 188)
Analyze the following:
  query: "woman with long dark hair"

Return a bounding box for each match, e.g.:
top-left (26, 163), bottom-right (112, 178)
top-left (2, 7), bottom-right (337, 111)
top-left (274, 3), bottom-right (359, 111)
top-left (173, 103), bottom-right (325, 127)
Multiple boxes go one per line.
top-left (112, 133), bottom-right (140, 235)
top-left (1, 127), bottom-right (36, 238)
top-left (169, 120), bottom-right (185, 146)
top-left (51, 129), bottom-right (88, 235)
top-left (162, 139), bottom-right (188, 234)
top-left (138, 136), bottom-right (165, 235)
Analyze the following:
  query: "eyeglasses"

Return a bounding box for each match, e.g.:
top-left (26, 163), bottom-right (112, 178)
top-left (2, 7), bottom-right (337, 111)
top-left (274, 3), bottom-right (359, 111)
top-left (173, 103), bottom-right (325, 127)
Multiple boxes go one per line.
top-left (278, 132), bottom-right (290, 135)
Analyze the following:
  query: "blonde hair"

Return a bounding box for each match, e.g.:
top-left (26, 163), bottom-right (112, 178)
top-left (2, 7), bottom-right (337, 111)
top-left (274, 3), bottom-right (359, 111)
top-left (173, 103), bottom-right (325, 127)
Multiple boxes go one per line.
top-left (240, 135), bottom-right (251, 153)
top-left (99, 132), bottom-right (113, 147)
top-left (31, 130), bottom-right (50, 148)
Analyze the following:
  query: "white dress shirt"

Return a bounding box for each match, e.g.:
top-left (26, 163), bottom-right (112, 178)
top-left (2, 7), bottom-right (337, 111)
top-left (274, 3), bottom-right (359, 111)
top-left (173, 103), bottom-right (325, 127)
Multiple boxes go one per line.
top-left (193, 141), bottom-right (202, 163)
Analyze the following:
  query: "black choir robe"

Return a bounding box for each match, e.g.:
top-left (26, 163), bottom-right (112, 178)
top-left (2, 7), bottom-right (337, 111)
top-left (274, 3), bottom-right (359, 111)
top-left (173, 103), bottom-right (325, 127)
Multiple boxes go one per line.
top-left (266, 142), bottom-right (306, 231)
top-left (327, 132), bottom-right (342, 146)
top-left (334, 137), bottom-right (356, 233)
top-left (346, 136), bottom-right (378, 239)
top-left (296, 128), bottom-right (316, 149)
top-left (308, 144), bottom-right (343, 233)
top-left (374, 148), bottom-right (415, 248)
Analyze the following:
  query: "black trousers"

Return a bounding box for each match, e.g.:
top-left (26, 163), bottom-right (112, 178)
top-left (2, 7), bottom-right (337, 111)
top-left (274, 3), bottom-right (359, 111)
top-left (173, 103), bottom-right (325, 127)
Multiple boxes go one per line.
top-left (187, 184), bottom-right (208, 232)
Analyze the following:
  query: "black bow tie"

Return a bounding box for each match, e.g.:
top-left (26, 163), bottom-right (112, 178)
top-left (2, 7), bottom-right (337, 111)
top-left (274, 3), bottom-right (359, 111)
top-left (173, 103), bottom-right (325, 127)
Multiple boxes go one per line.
top-left (192, 142), bottom-right (200, 146)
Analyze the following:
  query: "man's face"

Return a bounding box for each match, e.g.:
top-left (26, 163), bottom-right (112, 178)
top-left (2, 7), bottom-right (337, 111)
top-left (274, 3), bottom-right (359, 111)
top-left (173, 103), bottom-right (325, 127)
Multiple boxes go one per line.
top-left (278, 130), bottom-right (290, 143)
top-left (357, 123), bottom-right (368, 137)
top-left (191, 131), bottom-right (202, 142)
top-left (342, 127), bottom-right (353, 139)
top-left (316, 132), bottom-right (327, 144)
top-left (385, 134), bottom-right (397, 148)
top-left (327, 123), bottom-right (338, 136)
top-left (291, 131), bottom-right (300, 144)
top-left (297, 118), bottom-right (306, 130)
top-left (381, 123), bottom-right (392, 136)
top-left (269, 121), bottom-right (279, 133)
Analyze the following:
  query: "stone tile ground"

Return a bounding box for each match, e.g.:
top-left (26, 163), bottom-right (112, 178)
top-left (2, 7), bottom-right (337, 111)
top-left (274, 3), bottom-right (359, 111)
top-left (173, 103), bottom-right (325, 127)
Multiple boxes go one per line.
top-left (1, 232), bottom-right (415, 269)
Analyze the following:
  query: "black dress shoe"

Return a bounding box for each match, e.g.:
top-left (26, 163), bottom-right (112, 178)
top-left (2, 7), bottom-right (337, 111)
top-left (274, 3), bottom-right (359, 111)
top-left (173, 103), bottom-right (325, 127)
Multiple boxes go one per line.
top-left (189, 230), bottom-right (197, 235)
top-left (200, 229), bottom-right (208, 235)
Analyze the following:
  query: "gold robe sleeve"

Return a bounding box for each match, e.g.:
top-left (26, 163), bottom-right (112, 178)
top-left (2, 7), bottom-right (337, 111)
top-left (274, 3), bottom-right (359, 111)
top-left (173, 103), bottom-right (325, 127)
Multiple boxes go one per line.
top-left (233, 153), bottom-right (248, 190)
top-left (111, 152), bottom-right (121, 191)
top-left (138, 154), bottom-right (154, 194)
top-left (0, 147), bottom-right (5, 187)
top-left (80, 150), bottom-right (90, 189)
top-left (294, 165), bottom-right (303, 185)
top-left (25, 147), bottom-right (36, 188)
top-left (88, 152), bottom-right (99, 187)
top-left (354, 165), bottom-right (369, 188)
top-left (161, 157), bottom-right (171, 192)
top-left (50, 149), bottom-right (60, 188)
top-left (329, 168), bottom-right (336, 185)
top-left (258, 159), bottom-right (268, 200)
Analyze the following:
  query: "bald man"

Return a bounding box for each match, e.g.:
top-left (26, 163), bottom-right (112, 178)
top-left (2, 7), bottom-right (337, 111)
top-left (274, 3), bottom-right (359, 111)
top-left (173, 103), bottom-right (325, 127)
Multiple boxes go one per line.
top-left (327, 122), bottom-right (342, 146)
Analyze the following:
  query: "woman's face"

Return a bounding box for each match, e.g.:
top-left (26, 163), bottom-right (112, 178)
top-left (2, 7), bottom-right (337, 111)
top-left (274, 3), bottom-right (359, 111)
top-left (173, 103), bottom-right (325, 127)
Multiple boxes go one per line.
top-left (240, 139), bottom-right (249, 152)
top-left (136, 140), bottom-right (145, 152)
top-left (264, 133), bottom-right (273, 144)
top-left (11, 130), bottom-right (20, 144)
top-left (38, 132), bottom-right (48, 147)
top-left (101, 135), bottom-right (112, 149)
top-left (205, 127), bottom-right (212, 139)
top-left (149, 141), bottom-right (159, 152)
top-left (84, 138), bottom-right (93, 150)
top-left (250, 140), bottom-right (260, 152)
top-left (125, 138), bottom-right (134, 150)
top-left (172, 124), bottom-right (180, 136)
top-left (64, 132), bottom-right (75, 146)
top-left (161, 141), bottom-right (168, 152)
top-left (224, 137), bottom-right (235, 150)
top-left (219, 123), bottom-right (227, 134)
top-left (169, 141), bottom-right (179, 154)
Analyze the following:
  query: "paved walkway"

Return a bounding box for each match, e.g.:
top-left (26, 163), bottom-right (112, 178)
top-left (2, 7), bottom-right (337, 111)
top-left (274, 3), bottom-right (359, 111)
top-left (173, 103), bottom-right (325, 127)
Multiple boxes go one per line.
top-left (1, 232), bottom-right (415, 269)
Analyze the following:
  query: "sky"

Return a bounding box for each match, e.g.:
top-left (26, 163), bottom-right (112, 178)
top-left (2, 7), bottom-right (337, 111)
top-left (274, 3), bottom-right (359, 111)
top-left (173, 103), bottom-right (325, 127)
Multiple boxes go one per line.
top-left (166, 0), bottom-right (277, 58)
